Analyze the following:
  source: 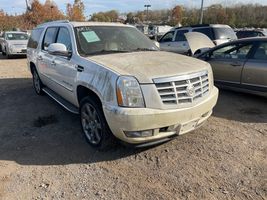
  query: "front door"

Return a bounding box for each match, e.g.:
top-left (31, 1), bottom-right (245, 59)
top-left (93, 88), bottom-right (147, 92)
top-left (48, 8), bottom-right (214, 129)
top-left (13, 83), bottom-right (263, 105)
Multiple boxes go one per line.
top-left (207, 42), bottom-right (254, 84)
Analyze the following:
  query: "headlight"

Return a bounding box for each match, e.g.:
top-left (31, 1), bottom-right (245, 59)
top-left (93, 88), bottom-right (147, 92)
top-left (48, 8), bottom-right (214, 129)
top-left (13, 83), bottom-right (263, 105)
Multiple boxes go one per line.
top-left (8, 44), bottom-right (14, 51)
top-left (116, 76), bottom-right (145, 108)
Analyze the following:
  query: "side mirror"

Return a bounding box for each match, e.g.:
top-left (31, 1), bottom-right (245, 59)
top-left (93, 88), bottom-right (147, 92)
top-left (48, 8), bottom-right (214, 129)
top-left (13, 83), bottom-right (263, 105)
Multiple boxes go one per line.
top-left (48, 43), bottom-right (71, 57)
top-left (153, 41), bottom-right (160, 48)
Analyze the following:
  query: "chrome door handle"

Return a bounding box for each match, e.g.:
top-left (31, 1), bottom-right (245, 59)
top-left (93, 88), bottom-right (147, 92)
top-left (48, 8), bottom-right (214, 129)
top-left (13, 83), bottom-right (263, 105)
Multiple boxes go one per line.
top-left (230, 62), bottom-right (241, 67)
top-left (37, 56), bottom-right (43, 61)
top-left (51, 61), bottom-right (56, 66)
top-left (75, 65), bottom-right (84, 72)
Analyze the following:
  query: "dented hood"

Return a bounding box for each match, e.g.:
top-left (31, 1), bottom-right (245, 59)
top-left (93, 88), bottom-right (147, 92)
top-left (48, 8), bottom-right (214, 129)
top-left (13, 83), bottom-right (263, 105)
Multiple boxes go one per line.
top-left (185, 32), bottom-right (215, 55)
top-left (87, 51), bottom-right (209, 83)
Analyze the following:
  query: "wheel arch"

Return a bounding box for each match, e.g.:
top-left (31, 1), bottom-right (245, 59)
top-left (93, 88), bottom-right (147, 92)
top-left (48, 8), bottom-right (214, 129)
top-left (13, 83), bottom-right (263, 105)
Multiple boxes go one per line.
top-left (76, 85), bottom-right (102, 106)
top-left (29, 62), bottom-right (36, 74)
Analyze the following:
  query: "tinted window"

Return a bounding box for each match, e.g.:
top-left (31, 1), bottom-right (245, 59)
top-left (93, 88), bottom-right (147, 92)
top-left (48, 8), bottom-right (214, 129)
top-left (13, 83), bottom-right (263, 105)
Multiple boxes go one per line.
top-left (213, 27), bottom-right (237, 40)
top-left (56, 28), bottom-right (72, 51)
top-left (252, 42), bottom-right (267, 60)
top-left (211, 43), bottom-right (253, 59)
top-left (193, 28), bottom-right (215, 40)
top-left (160, 31), bottom-right (174, 42)
top-left (42, 27), bottom-right (58, 50)
top-left (28, 28), bottom-right (44, 49)
top-left (237, 31), bottom-right (263, 39)
top-left (175, 30), bottom-right (188, 42)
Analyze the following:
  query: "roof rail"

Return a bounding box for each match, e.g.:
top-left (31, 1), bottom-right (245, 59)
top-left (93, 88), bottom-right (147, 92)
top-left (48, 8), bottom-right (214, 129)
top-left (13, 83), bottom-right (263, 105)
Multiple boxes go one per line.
top-left (37, 20), bottom-right (70, 27)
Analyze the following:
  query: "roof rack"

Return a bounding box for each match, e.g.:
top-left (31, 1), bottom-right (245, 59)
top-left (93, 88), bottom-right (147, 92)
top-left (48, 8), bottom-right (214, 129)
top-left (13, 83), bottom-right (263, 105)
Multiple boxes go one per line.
top-left (37, 20), bottom-right (70, 27)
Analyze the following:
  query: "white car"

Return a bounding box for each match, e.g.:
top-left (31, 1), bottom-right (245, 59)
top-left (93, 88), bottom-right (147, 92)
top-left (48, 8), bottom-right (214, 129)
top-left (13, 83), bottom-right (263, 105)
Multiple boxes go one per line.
top-left (0, 31), bottom-right (28, 58)
top-left (27, 20), bottom-right (218, 149)
top-left (159, 24), bottom-right (237, 55)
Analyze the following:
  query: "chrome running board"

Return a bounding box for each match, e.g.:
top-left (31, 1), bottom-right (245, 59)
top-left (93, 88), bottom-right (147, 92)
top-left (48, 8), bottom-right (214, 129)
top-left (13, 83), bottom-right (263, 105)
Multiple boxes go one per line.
top-left (42, 87), bottom-right (79, 114)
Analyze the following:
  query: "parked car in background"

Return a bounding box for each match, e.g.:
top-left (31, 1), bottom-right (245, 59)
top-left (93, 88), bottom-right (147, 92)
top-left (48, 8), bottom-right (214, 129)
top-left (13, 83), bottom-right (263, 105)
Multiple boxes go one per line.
top-left (0, 31), bottom-right (28, 58)
top-left (148, 24), bottom-right (173, 40)
top-left (159, 24), bottom-right (237, 55)
top-left (27, 20), bottom-right (218, 149)
top-left (186, 32), bottom-right (267, 97)
top-left (236, 29), bottom-right (267, 39)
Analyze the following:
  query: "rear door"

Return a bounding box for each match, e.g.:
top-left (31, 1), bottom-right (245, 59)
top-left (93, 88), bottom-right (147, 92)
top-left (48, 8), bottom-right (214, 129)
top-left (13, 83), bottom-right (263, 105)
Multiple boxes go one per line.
top-left (241, 41), bottom-right (267, 92)
top-left (206, 42), bottom-right (254, 84)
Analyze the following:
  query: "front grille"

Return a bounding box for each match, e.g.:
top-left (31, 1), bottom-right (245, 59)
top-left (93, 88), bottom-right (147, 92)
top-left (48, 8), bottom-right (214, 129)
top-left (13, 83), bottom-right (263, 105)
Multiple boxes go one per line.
top-left (154, 71), bottom-right (209, 105)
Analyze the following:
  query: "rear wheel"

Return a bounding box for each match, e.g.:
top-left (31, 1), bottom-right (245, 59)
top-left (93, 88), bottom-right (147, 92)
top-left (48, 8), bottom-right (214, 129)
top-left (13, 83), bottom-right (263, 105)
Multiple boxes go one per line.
top-left (32, 68), bottom-right (44, 95)
top-left (80, 96), bottom-right (116, 150)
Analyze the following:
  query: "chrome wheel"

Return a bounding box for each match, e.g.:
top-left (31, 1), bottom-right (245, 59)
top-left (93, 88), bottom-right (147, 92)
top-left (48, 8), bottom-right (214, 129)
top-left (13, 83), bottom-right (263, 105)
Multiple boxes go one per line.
top-left (33, 70), bottom-right (41, 93)
top-left (81, 103), bottom-right (102, 145)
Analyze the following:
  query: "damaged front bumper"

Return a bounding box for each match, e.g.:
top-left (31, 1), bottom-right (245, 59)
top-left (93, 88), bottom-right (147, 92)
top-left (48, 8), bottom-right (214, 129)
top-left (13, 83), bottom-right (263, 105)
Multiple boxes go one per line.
top-left (103, 87), bottom-right (219, 145)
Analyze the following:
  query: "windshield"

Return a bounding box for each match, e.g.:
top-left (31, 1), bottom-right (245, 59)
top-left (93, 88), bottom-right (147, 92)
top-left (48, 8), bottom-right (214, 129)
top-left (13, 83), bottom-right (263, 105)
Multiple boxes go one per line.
top-left (213, 27), bottom-right (237, 40)
top-left (74, 26), bottom-right (158, 56)
top-left (6, 33), bottom-right (28, 40)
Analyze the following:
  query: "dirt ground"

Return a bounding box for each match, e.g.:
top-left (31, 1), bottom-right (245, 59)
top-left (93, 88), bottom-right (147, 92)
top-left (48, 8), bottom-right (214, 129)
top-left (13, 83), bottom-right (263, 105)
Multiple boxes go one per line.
top-left (0, 54), bottom-right (266, 200)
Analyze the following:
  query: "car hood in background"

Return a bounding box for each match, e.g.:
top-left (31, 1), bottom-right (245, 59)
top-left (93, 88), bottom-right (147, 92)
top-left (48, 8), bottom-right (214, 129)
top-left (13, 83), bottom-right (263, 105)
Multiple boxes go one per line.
top-left (87, 51), bottom-right (210, 83)
top-left (185, 32), bottom-right (215, 55)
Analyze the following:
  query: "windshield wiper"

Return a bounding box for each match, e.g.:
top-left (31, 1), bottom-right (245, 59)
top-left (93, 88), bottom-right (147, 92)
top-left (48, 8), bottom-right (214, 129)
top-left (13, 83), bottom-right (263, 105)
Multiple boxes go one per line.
top-left (87, 49), bottom-right (130, 55)
top-left (131, 48), bottom-right (158, 52)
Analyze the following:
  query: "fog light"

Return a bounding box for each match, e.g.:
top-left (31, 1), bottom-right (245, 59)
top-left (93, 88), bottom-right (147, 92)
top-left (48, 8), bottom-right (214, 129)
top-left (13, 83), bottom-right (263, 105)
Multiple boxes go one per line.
top-left (124, 130), bottom-right (153, 138)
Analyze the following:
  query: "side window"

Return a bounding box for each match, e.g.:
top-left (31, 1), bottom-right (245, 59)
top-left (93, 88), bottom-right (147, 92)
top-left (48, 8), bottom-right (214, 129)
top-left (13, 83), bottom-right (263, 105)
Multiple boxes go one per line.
top-left (211, 43), bottom-right (253, 59)
top-left (42, 27), bottom-right (58, 51)
top-left (193, 28), bottom-right (214, 40)
top-left (160, 31), bottom-right (174, 42)
top-left (175, 30), bottom-right (188, 42)
top-left (27, 28), bottom-right (44, 49)
top-left (252, 42), bottom-right (267, 60)
top-left (56, 27), bottom-right (72, 52)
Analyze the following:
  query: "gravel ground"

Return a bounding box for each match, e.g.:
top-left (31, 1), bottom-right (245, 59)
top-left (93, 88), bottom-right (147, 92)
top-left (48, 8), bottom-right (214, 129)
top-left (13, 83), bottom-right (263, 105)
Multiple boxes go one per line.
top-left (0, 54), bottom-right (266, 200)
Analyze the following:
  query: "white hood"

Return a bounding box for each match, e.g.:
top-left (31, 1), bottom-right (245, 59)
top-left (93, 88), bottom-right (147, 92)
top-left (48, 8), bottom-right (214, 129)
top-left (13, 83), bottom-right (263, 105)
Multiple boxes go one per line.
top-left (86, 51), bottom-right (210, 83)
top-left (185, 32), bottom-right (215, 55)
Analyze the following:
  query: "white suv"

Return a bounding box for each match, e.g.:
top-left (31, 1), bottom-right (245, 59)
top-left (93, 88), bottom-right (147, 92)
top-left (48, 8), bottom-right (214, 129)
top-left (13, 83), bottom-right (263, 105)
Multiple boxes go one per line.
top-left (27, 20), bottom-right (218, 149)
top-left (159, 24), bottom-right (237, 55)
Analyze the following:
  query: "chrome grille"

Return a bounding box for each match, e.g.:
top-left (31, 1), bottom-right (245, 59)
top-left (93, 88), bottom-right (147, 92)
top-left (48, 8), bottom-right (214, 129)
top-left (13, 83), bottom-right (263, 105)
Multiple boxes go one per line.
top-left (154, 71), bottom-right (209, 105)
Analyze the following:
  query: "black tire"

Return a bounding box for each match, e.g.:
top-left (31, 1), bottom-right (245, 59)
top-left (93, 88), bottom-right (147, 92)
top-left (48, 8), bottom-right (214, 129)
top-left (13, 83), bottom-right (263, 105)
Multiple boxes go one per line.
top-left (2, 49), bottom-right (6, 56)
top-left (80, 96), bottom-right (116, 150)
top-left (32, 67), bottom-right (44, 95)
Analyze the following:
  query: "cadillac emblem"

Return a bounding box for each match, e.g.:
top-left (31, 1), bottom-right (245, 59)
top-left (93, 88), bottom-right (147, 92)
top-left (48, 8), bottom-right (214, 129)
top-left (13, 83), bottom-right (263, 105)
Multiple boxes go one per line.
top-left (186, 84), bottom-right (195, 97)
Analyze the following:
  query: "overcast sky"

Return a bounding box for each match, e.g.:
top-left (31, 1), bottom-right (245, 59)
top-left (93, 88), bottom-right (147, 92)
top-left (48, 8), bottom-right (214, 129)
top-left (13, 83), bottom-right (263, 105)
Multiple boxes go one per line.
top-left (1, 0), bottom-right (267, 17)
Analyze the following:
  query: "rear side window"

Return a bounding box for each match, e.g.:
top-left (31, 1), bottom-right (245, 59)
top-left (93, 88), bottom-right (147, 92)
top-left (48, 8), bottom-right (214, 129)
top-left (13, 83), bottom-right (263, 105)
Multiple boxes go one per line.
top-left (42, 27), bottom-right (58, 50)
top-left (175, 30), bottom-right (188, 42)
top-left (28, 28), bottom-right (44, 49)
top-left (193, 28), bottom-right (215, 40)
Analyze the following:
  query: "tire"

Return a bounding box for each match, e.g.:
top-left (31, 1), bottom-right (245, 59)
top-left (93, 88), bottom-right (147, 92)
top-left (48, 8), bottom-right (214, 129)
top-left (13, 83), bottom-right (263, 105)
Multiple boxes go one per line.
top-left (2, 49), bottom-right (6, 56)
top-left (80, 96), bottom-right (116, 150)
top-left (32, 68), bottom-right (44, 95)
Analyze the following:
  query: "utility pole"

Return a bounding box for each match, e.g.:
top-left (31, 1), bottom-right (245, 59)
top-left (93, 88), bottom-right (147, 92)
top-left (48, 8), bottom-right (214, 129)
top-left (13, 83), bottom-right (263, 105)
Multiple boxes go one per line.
top-left (144, 4), bottom-right (151, 21)
top-left (199, 0), bottom-right (204, 24)
top-left (25, 0), bottom-right (31, 12)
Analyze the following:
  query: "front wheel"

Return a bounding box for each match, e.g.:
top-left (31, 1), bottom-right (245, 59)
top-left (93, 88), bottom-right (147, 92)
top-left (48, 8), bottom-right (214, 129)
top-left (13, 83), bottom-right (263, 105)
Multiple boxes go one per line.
top-left (80, 96), bottom-right (116, 150)
top-left (32, 68), bottom-right (44, 95)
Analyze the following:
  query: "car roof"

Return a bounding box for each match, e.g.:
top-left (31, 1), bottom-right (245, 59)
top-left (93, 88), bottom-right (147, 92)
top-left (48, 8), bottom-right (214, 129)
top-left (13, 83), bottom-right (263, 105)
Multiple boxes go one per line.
top-left (175, 24), bottom-right (230, 30)
top-left (37, 20), bottom-right (133, 28)
top-left (197, 37), bottom-right (267, 58)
